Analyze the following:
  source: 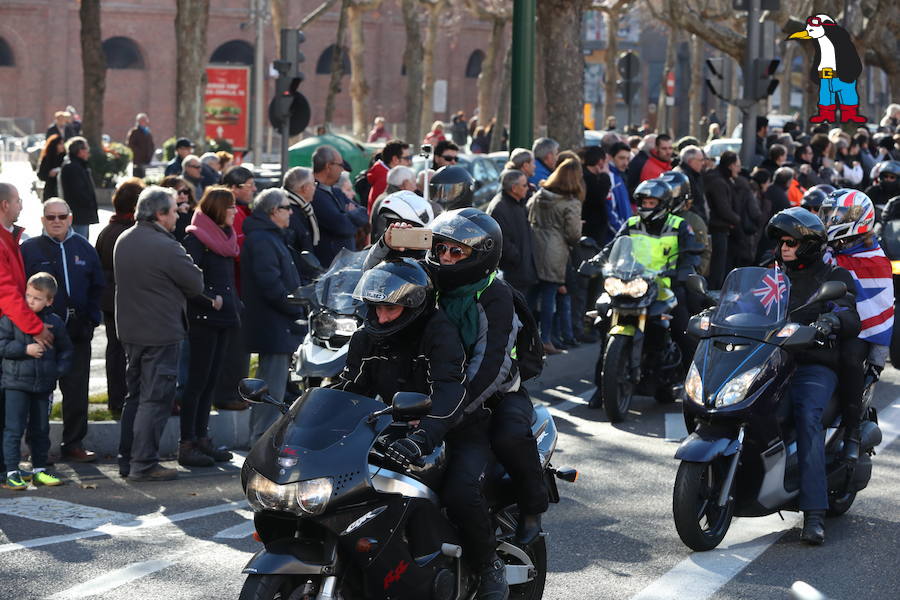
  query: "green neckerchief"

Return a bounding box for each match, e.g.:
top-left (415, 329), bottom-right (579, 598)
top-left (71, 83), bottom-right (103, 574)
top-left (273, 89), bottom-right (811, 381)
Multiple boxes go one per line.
top-left (438, 273), bottom-right (494, 355)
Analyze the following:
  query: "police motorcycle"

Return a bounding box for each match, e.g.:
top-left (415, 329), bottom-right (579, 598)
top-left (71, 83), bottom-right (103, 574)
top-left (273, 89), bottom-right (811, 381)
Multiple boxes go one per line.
top-left (876, 195), bottom-right (900, 367)
top-left (578, 235), bottom-right (685, 422)
top-left (672, 269), bottom-right (882, 551)
top-left (291, 249), bottom-right (369, 389)
top-left (236, 379), bottom-right (577, 600)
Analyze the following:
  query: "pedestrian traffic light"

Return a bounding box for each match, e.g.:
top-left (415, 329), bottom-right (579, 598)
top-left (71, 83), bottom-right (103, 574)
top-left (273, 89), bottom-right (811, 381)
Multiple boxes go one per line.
top-left (749, 57), bottom-right (780, 100)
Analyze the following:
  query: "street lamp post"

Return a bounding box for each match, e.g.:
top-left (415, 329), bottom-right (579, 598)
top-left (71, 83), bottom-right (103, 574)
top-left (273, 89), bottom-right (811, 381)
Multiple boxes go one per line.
top-left (509, 0), bottom-right (535, 151)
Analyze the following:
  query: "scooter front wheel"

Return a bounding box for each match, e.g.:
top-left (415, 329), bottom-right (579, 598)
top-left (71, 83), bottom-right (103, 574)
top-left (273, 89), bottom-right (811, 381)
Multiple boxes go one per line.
top-left (673, 460), bottom-right (735, 551)
top-left (601, 335), bottom-right (634, 423)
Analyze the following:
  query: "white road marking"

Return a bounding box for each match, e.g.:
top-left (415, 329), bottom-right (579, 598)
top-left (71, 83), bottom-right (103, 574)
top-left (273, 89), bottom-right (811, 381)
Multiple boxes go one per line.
top-left (47, 559), bottom-right (176, 599)
top-left (630, 399), bottom-right (900, 600)
top-left (214, 509), bottom-right (256, 539)
top-left (0, 499), bottom-right (248, 554)
top-left (664, 413), bottom-right (688, 442)
top-left (0, 497), bottom-right (132, 530)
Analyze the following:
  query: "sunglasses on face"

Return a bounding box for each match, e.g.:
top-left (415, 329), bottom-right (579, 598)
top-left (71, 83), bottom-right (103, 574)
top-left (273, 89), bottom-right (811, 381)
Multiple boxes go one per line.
top-left (276, 205), bottom-right (293, 212)
top-left (43, 214), bottom-right (69, 221)
top-left (177, 189), bottom-right (189, 195)
top-left (433, 243), bottom-right (470, 258)
top-left (441, 155), bottom-right (458, 162)
top-left (400, 155), bottom-right (412, 161)
top-left (778, 238), bottom-right (800, 248)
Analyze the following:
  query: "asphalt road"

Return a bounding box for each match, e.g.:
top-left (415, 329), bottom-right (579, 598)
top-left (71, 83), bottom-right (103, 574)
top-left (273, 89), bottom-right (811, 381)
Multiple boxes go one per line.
top-left (2, 342), bottom-right (899, 600)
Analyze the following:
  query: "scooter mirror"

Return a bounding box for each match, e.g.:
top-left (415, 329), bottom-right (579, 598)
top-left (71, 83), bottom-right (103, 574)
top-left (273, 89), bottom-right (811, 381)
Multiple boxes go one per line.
top-left (810, 280), bottom-right (847, 304)
top-left (391, 392), bottom-right (432, 420)
top-left (577, 258), bottom-right (603, 277)
top-left (686, 273), bottom-right (709, 297)
top-left (299, 250), bottom-right (325, 277)
top-left (287, 283), bottom-right (317, 306)
top-left (239, 378), bottom-right (270, 403)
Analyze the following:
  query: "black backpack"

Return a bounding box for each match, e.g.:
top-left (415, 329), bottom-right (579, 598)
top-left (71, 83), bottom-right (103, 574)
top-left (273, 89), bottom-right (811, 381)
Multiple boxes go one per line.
top-left (505, 282), bottom-right (544, 382)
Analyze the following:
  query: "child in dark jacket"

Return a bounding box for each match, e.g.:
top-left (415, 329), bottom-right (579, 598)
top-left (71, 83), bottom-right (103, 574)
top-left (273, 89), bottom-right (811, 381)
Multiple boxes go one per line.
top-left (1, 273), bottom-right (73, 490)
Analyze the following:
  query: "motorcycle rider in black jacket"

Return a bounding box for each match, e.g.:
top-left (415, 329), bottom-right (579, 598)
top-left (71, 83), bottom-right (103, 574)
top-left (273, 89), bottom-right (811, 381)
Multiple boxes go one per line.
top-left (334, 256), bottom-right (509, 600)
top-left (765, 207), bottom-right (861, 545)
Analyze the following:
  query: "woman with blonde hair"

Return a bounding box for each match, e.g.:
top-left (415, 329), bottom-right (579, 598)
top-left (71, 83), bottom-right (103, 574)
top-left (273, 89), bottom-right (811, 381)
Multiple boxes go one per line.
top-left (423, 121), bottom-right (446, 146)
top-left (527, 157), bottom-right (585, 354)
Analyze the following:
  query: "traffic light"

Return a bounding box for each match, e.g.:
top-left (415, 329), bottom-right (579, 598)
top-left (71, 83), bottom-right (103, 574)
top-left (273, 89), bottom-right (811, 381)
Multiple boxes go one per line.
top-left (749, 57), bottom-right (780, 101)
top-left (280, 29), bottom-right (306, 81)
top-left (616, 51), bottom-right (642, 105)
top-left (269, 28), bottom-right (311, 136)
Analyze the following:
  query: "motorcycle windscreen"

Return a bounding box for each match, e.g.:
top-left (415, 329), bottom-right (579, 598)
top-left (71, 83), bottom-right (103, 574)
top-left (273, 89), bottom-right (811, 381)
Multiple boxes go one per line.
top-left (602, 236), bottom-right (656, 279)
top-left (315, 249), bottom-right (369, 314)
top-left (712, 267), bottom-right (790, 328)
top-left (265, 387), bottom-right (388, 485)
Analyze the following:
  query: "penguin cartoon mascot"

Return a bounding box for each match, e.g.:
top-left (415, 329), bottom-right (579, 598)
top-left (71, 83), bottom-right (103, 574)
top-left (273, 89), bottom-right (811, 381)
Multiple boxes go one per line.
top-left (788, 14), bottom-right (866, 124)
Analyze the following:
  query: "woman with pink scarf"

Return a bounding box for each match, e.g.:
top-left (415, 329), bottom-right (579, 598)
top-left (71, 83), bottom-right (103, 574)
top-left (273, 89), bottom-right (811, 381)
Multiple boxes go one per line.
top-left (178, 186), bottom-right (241, 467)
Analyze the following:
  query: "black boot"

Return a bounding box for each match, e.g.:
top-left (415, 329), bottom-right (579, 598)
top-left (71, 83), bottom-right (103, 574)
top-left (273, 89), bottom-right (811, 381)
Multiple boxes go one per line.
top-left (514, 513), bottom-right (542, 545)
top-left (842, 431), bottom-right (860, 464)
top-left (800, 510), bottom-right (825, 545)
top-left (196, 437), bottom-right (234, 462)
top-left (476, 556), bottom-right (509, 600)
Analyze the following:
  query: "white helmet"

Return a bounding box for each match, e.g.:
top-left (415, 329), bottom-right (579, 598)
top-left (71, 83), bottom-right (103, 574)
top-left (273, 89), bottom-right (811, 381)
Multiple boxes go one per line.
top-left (371, 190), bottom-right (435, 241)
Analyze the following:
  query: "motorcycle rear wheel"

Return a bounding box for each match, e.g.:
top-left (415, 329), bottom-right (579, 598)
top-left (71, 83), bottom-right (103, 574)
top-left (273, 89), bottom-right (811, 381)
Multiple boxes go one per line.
top-left (601, 335), bottom-right (634, 423)
top-left (496, 508), bottom-right (547, 600)
top-left (673, 460), bottom-right (735, 552)
top-left (891, 322), bottom-right (900, 369)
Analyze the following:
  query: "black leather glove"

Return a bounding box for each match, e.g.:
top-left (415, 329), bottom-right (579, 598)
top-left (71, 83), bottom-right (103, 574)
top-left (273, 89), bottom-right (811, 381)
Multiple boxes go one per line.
top-left (384, 430), bottom-right (430, 468)
top-left (813, 312), bottom-right (841, 340)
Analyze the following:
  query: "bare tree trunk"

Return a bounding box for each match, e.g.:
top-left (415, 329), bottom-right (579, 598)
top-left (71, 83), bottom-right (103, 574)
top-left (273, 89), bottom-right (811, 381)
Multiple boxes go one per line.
top-left (802, 50), bottom-right (817, 121)
top-left (536, 0), bottom-right (584, 150)
top-left (79, 0), bottom-right (105, 174)
top-left (657, 28), bottom-right (677, 136)
top-left (402, 0), bottom-right (424, 145)
top-left (477, 18), bottom-right (505, 126)
top-left (347, 5), bottom-right (369, 140)
top-left (603, 9), bottom-right (620, 127)
top-left (271, 0), bottom-right (286, 51)
top-left (419, 2), bottom-right (440, 141)
top-left (490, 39), bottom-right (513, 153)
top-left (175, 0), bottom-right (211, 152)
top-left (689, 34), bottom-right (703, 139)
top-left (324, 0), bottom-right (351, 128)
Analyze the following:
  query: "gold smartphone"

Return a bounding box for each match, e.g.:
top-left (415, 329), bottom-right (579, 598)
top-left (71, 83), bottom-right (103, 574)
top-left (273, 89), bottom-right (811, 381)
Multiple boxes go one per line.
top-left (390, 227), bottom-right (434, 250)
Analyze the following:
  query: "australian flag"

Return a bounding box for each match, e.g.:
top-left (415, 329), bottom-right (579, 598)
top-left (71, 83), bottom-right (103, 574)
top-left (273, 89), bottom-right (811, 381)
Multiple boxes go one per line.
top-left (832, 245), bottom-right (895, 345)
top-left (752, 271), bottom-right (788, 315)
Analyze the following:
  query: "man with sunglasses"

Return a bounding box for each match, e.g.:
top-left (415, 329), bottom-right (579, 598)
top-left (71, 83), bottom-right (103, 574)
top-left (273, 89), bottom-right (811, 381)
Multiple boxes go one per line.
top-left (432, 140), bottom-right (460, 170)
top-left (764, 207), bottom-right (860, 544)
top-left (21, 199), bottom-right (104, 463)
top-left (366, 139), bottom-right (412, 213)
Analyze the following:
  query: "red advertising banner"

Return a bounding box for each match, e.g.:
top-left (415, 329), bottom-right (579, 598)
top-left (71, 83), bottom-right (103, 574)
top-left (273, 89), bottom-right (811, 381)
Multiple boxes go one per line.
top-left (204, 66), bottom-right (250, 150)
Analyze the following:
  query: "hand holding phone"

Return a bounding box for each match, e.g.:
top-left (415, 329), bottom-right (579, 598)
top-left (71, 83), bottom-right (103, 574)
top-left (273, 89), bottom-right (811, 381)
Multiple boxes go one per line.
top-left (389, 227), bottom-right (433, 251)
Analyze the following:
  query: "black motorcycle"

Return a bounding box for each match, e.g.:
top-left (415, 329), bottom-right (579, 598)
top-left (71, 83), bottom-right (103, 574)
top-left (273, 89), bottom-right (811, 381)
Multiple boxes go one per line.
top-left (673, 268), bottom-right (882, 551)
top-left (579, 236), bottom-right (683, 422)
top-left (877, 217), bottom-right (900, 367)
top-left (236, 379), bottom-right (577, 599)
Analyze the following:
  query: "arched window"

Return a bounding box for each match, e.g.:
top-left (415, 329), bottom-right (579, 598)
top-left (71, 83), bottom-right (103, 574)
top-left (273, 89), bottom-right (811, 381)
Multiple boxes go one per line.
top-left (315, 45), bottom-right (351, 75)
top-left (465, 50), bottom-right (485, 78)
top-left (0, 38), bottom-right (13, 67)
top-left (210, 40), bottom-right (254, 65)
top-left (102, 37), bottom-right (144, 69)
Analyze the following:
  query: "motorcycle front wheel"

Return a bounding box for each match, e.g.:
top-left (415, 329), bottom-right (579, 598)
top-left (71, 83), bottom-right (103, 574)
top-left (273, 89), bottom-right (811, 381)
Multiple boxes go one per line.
top-left (601, 335), bottom-right (634, 423)
top-left (672, 460), bottom-right (734, 551)
top-left (238, 575), bottom-right (295, 600)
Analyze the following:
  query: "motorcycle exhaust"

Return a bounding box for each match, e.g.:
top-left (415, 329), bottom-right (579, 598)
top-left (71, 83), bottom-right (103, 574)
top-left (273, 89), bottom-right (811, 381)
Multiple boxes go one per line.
top-left (860, 420), bottom-right (882, 451)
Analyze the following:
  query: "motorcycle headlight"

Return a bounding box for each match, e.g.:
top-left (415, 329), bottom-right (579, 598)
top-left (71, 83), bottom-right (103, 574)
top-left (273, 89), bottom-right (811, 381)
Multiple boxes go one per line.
top-left (604, 277), bottom-right (626, 296)
top-left (715, 367), bottom-right (762, 408)
top-left (623, 278), bottom-right (649, 297)
top-left (245, 471), bottom-right (333, 516)
top-left (333, 317), bottom-right (360, 337)
top-left (311, 313), bottom-right (337, 339)
top-left (685, 362), bottom-right (703, 405)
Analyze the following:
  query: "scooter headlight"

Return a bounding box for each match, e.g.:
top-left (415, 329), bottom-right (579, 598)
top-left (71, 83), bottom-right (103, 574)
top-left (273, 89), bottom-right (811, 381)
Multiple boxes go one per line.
top-left (333, 316), bottom-right (360, 337)
top-left (715, 367), bottom-right (762, 408)
top-left (246, 471), bottom-right (333, 516)
top-left (685, 362), bottom-right (703, 405)
top-left (604, 277), bottom-right (648, 298)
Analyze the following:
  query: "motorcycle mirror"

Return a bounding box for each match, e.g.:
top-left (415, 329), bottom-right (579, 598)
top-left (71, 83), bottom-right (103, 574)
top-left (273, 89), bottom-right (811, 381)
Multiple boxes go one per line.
top-left (239, 378), bottom-right (290, 414)
top-left (299, 250), bottom-right (325, 277)
top-left (287, 283), bottom-right (317, 306)
top-left (790, 281), bottom-right (847, 316)
top-left (390, 392), bottom-right (432, 420)
top-left (686, 273), bottom-right (709, 296)
top-left (577, 258), bottom-right (603, 278)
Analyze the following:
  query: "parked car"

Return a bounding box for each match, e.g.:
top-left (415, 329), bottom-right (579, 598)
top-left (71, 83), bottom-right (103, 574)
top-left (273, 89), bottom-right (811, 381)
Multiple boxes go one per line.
top-left (486, 151), bottom-right (509, 174)
top-left (704, 138), bottom-right (743, 164)
top-left (410, 153), bottom-right (500, 209)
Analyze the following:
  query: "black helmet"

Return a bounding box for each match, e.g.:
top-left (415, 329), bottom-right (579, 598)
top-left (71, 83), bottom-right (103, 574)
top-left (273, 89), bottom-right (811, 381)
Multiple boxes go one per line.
top-left (425, 208), bottom-right (502, 289)
top-left (353, 258), bottom-right (434, 337)
top-left (877, 160), bottom-right (900, 197)
top-left (765, 206), bottom-right (827, 268)
top-left (429, 165), bottom-right (474, 210)
top-left (633, 178), bottom-right (674, 223)
top-left (877, 160), bottom-right (900, 180)
top-left (660, 170), bottom-right (692, 213)
top-left (800, 184), bottom-right (835, 213)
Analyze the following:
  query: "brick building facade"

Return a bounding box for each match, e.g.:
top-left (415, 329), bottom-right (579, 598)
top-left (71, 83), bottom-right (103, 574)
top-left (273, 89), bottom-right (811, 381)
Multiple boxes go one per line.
top-left (0, 0), bottom-right (496, 145)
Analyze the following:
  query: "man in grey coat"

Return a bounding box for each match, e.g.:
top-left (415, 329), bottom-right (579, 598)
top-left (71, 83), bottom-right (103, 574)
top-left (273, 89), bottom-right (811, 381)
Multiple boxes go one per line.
top-left (114, 186), bottom-right (203, 481)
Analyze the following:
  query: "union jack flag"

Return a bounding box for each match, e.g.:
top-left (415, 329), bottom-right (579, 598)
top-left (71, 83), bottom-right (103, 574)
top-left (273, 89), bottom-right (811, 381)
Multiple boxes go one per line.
top-left (752, 271), bottom-right (788, 314)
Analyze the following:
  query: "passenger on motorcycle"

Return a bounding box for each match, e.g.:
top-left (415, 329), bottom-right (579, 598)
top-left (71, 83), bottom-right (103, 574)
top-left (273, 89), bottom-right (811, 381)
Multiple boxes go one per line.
top-left (337, 252), bottom-right (513, 600)
top-left (601, 178), bottom-right (699, 368)
top-left (800, 184), bottom-right (836, 216)
top-left (765, 207), bottom-right (861, 544)
top-left (369, 189), bottom-right (435, 243)
top-left (819, 190), bottom-right (893, 463)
